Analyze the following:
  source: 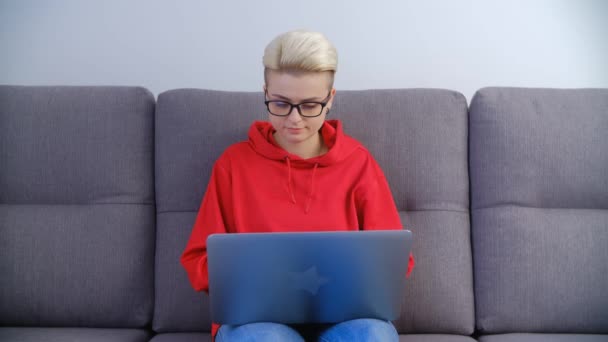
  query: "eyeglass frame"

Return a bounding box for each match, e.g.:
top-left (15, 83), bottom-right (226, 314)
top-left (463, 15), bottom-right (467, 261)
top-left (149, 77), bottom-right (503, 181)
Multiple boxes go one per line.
top-left (264, 91), bottom-right (332, 118)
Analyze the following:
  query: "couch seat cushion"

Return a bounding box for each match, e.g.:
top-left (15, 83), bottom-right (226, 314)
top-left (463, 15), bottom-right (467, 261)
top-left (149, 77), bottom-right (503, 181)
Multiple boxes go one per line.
top-left (479, 333), bottom-right (608, 342)
top-left (400, 334), bottom-right (477, 342)
top-left (0, 327), bottom-right (150, 342)
top-left (149, 332), bottom-right (212, 342)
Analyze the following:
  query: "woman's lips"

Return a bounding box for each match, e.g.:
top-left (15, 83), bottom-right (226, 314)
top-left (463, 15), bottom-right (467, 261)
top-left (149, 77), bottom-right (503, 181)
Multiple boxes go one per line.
top-left (287, 127), bottom-right (303, 133)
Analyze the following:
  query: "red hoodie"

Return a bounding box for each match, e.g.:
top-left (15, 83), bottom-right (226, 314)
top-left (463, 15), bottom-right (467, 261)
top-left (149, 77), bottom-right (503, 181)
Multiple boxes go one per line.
top-left (181, 119), bottom-right (415, 338)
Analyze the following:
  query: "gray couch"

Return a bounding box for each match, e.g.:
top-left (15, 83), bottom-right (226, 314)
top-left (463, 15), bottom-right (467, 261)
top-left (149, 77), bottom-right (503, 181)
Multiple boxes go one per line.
top-left (0, 85), bottom-right (606, 341)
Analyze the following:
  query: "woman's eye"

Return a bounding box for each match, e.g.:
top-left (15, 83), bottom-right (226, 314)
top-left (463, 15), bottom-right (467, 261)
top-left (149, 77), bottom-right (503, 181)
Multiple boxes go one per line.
top-left (274, 102), bottom-right (289, 108)
top-left (301, 103), bottom-right (319, 110)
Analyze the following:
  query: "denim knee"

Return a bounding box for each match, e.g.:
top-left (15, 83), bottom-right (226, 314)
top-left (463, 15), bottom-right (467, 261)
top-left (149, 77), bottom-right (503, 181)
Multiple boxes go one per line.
top-left (318, 318), bottom-right (398, 342)
top-left (216, 322), bottom-right (305, 342)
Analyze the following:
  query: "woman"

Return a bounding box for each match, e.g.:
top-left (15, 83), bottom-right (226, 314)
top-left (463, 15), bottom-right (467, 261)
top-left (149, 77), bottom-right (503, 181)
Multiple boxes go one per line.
top-left (181, 30), bottom-right (414, 341)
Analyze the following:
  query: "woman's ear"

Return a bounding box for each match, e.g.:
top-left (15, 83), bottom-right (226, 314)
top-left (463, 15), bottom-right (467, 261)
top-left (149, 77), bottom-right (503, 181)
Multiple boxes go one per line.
top-left (326, 88), bottom-right (337, 113)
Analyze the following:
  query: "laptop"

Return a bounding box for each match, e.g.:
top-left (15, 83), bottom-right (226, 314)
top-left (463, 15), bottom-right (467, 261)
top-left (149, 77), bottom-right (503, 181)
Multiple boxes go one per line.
top-left (207, 229), bottom-right (412, 325)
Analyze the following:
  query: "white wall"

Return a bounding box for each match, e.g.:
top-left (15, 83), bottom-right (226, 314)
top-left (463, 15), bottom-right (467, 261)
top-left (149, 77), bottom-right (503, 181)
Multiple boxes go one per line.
top-left (1, 0), bottom-right (607, 101)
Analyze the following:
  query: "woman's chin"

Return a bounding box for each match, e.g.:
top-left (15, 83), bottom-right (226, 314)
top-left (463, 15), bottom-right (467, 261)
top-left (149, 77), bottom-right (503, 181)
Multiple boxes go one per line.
top-left (280, 130), bottom-right (308, 141)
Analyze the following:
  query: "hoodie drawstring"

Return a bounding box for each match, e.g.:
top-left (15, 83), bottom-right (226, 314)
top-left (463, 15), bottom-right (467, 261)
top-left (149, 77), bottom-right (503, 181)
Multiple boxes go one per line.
top-left (304, 163), bottom-right (319, 214)
top-left (284, 157), bottom-right (319, 214)
top-left (285, 157), bottom-right (297, 204)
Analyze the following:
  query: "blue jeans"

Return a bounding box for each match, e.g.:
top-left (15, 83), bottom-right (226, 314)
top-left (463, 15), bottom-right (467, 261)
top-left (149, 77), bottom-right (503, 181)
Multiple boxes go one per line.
top-left (215, 318), bottom-right (399, 342)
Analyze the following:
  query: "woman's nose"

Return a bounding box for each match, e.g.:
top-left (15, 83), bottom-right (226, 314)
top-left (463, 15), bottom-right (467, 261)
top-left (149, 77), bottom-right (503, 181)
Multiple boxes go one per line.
top-left (286, 106), bottom-right (302, 121)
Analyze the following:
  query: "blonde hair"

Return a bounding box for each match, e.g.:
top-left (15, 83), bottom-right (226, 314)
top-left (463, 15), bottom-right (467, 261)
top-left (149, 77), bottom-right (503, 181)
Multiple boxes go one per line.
top-left (263, 30), bottom-right (338, 85)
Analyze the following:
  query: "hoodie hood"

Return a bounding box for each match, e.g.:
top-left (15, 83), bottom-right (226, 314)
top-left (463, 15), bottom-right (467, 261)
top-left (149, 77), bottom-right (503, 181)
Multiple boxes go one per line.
top-left (247, 119), bottom-right (360, 167)
top-left (247, 119), bottom-right (362, 213)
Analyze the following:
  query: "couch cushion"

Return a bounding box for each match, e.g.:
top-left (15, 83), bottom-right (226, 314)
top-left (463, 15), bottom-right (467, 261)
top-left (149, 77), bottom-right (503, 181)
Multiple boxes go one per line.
top-left (478, 333), bottom-right (608, 342)
top-left (0, 327), bottom-right (151, 342)
top-left (333, 89), bottom-right (473, 335)
top-left (0, 86), bottom-right (155, 204)
top-left (399, 334), bottom-right (477, 342)
top-left (0, 86), bottom-right (156, 327)
top-left (153, 89), bottom-right (473, 335)
top-left (150, 333), bottom-right (213, 342)
top-left (469, 87), bottom-right (608, 334)
top-left (153, 89), bottom-right (257, 332)
top-left (149, 332), bottom-right (473, 342)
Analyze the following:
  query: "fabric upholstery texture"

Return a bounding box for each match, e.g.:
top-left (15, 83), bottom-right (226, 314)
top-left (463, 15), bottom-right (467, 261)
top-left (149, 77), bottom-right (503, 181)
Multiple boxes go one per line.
top-left (0, 86), bottom-right (156, 327)
top-left (478, 333), bottom-right (608, 342)
top-left (0, 327), bottom-right (151, 342)
top-left (399, 335), bottom-right (478, 342)
top-left (148, 333), bottom-right (214, 342)
top-left (332, 90), bottom-right (473, 334)
top-left (469, 87), bottom-right (608, 334)
top-left (153, 89), bottom-right (261, 332)
top-left (0, 86), bottom-right (155, 204)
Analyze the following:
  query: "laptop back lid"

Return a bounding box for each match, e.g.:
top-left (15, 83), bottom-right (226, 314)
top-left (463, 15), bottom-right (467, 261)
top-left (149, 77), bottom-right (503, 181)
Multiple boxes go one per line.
top-left (207, 230), bottom-right (412, 325)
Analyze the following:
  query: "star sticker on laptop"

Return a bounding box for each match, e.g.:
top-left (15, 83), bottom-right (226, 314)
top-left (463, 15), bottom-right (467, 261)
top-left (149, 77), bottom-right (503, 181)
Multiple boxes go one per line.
top-left (288, 266), bottom-right (329, 296)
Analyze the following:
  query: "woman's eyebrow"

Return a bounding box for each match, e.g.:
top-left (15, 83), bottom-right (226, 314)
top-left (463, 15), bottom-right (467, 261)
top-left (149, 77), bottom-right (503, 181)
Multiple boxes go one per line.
top-left (269, 93), bottom-right (325, 102)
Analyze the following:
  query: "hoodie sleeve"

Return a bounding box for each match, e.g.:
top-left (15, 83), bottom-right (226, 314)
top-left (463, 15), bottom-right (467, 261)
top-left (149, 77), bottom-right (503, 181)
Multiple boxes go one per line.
top-left (180, 160), bottom-right (233, 293)
top-left (356, 155), bottom-right (415, 278)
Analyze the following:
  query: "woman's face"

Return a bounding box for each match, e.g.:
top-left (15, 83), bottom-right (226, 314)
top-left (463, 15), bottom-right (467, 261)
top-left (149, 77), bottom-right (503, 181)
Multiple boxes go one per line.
top-left (264, 70), bottom-right (335, 149)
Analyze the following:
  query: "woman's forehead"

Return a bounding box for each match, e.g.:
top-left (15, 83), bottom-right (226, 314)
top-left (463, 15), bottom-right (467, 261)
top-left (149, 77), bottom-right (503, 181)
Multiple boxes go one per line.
top-left (266, 71), bottom-right (332, 100)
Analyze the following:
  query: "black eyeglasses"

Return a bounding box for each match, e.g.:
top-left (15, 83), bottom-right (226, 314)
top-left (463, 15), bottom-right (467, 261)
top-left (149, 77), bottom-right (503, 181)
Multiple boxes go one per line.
top-left (264, 91), bottom-right (331, 118)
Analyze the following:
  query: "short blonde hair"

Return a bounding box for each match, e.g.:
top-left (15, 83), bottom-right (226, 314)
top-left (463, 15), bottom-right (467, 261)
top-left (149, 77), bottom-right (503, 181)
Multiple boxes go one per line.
top-left (263, 30), bottom-right (338, 84)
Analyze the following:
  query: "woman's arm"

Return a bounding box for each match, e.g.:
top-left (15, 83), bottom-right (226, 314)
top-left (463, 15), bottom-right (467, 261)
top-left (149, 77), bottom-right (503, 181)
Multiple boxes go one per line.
top-left (356, 155), bottom-right (415, 277)
top-left (180, 161), bottom-right (233, 293)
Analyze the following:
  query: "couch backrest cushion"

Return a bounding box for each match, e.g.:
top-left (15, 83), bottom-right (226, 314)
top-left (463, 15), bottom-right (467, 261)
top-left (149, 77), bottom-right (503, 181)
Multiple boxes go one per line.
top-left (469, 87), bottom-right (608, 333)
top-left (153, 89), bottom-right (262, 332)
top-left (153, 88), bottom-right (474, 334)
top-left (333, 89), bottom-right (473, 334)
top-left (0, 86), bottom-right (155, 328)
